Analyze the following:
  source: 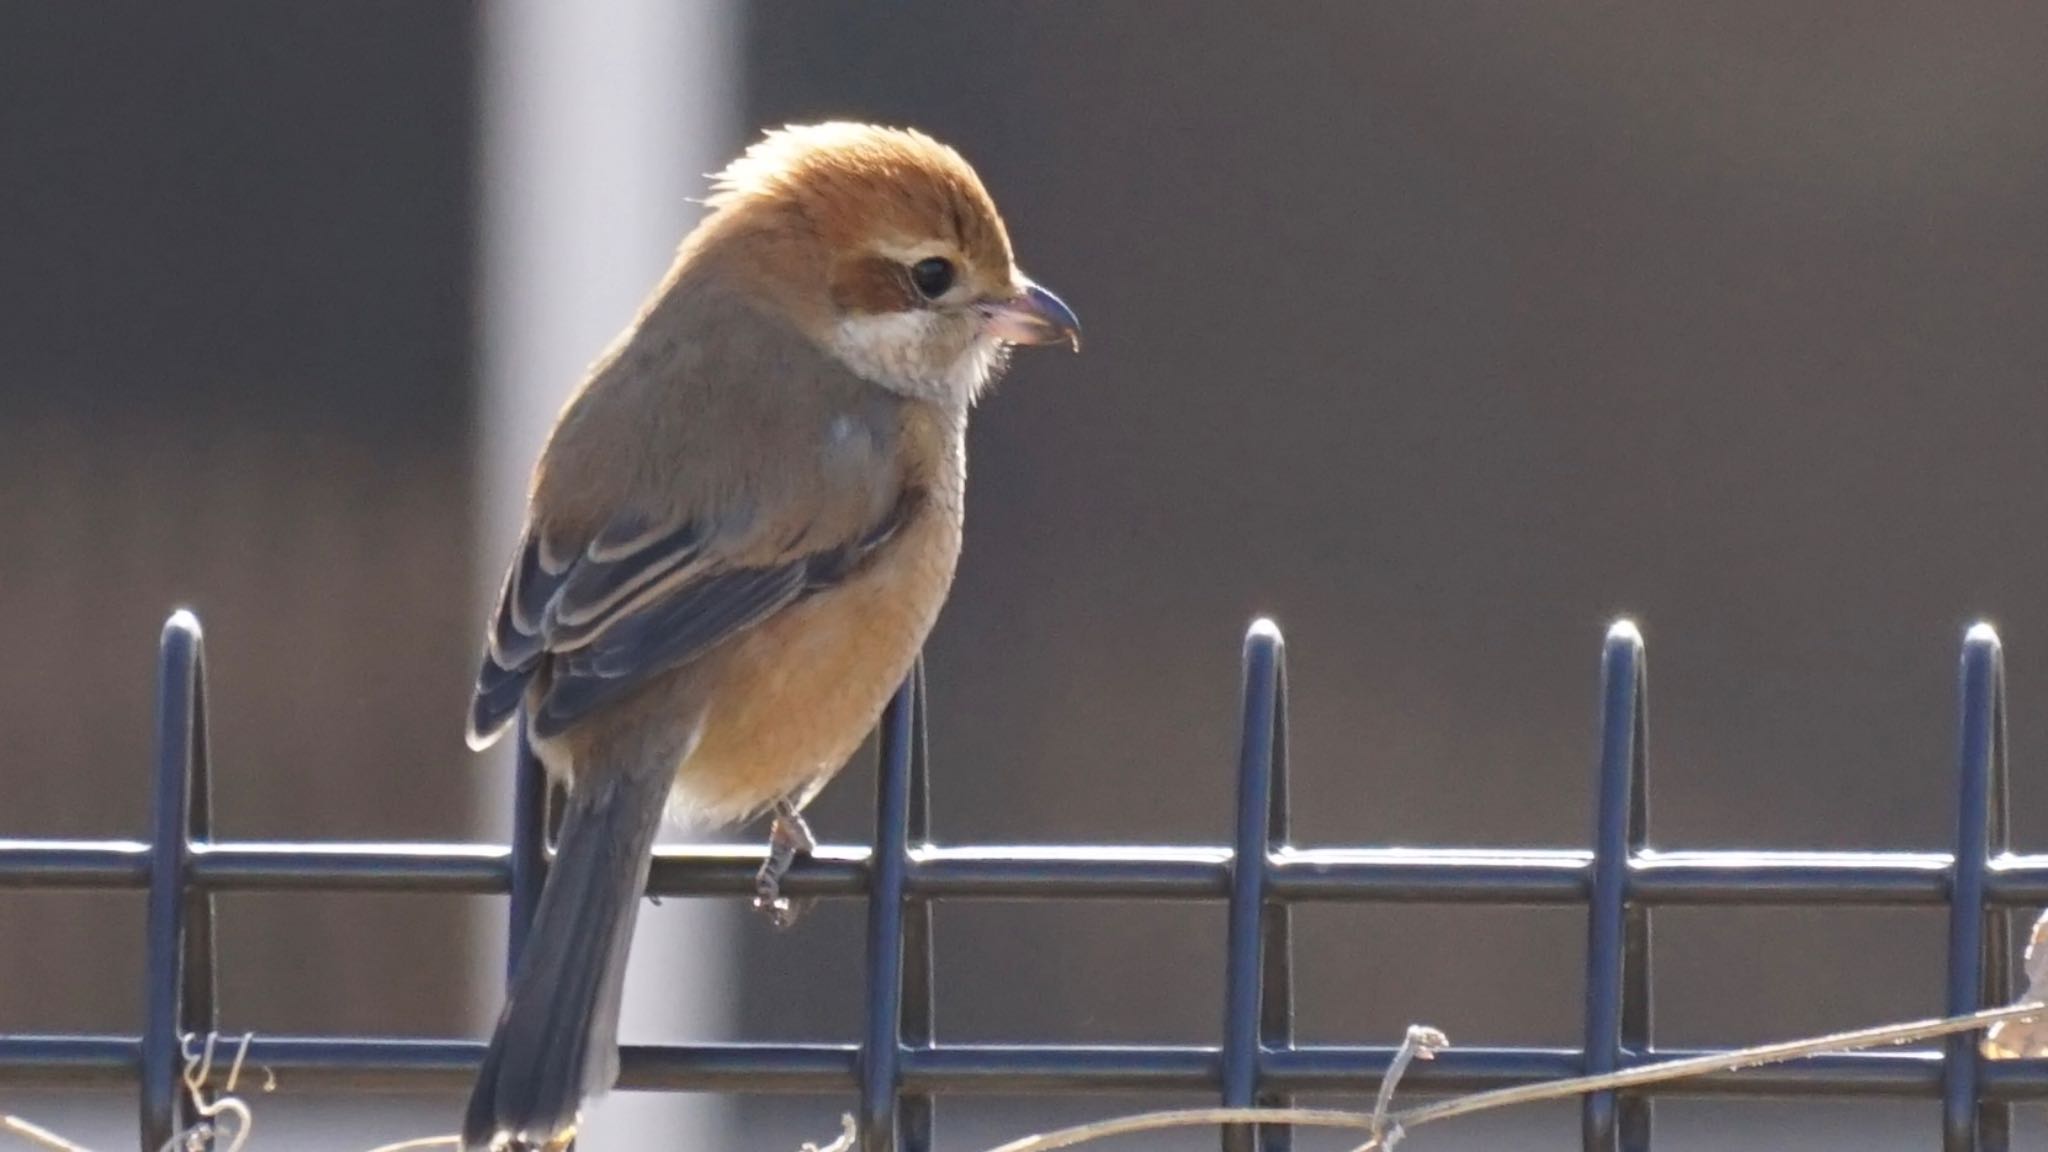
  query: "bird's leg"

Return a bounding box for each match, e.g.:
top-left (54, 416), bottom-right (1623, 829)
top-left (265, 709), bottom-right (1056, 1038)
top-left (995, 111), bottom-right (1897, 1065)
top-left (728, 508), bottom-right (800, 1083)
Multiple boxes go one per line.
top-left (753, 799), bottom-right (817, 929)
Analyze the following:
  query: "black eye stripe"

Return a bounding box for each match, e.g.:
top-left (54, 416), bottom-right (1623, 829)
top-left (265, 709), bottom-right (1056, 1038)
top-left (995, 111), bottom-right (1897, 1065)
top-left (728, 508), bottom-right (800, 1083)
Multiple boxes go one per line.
top-left (909, 257), bottom-right (955, 300)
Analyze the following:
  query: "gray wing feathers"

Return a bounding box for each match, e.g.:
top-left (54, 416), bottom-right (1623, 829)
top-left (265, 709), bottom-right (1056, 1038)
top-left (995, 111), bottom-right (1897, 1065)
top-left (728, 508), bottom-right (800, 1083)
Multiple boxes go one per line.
top-left (530, 558), bottom-right (810, 739)
top-left (465, 489), bottom-right (917, 748)
top-left (467, 515), bottom-right (718, 746)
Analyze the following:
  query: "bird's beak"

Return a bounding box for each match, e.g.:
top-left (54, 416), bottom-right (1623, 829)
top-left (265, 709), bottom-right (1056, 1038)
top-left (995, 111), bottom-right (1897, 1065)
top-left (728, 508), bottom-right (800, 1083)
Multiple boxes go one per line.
top-left (978, 276), bottom-right (1082, 352)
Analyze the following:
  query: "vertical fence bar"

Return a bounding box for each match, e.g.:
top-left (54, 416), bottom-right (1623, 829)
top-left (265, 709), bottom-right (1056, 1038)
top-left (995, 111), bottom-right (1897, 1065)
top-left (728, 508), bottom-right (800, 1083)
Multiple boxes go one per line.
top-left (506, 723), bottom-right (550, 978)
top-left (901, 661), bottom-right (937, 1152)
top-left (1983, 654), bottom-right (2014, 1152)
top-left (141, 610), bottom-right (211, 1151)
top-left (861, 670), bottom-right (920, 1152)
top-left (1943, 623), bottom-right (2008, 1152)
top-left (1583, 620), bottom-right (1651, 1152)
top-left (1222, 620), bottom-right (1285, 1152)
top-left (182, 644), bottom-right (219, 1057)
top-left (504, 721), bottom-right (562, 1149)
top-left (1619, 656), bottom-right (1652, 1152)
top-left (1255, 635), bottom-right (1295, 1152)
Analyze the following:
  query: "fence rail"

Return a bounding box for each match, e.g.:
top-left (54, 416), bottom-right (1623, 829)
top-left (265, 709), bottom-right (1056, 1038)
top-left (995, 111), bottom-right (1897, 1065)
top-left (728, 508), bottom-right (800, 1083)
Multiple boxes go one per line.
top-left (0, 610), bottom-right (2034, 1152)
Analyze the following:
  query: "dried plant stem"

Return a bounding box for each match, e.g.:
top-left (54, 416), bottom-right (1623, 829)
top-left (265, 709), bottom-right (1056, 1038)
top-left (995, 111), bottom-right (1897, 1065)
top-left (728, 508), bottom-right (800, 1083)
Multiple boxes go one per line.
top-left (985, 1106), bottom-right (1385, 1152)
top-left (799, 1113), bottom-right (859, 1152)
top-left (358, 1137), bottom-right (460, 1152)
top-left (3, 1115), bottom-right (97, 1152)
top-left (1367, 1025), bottom-right (1448, 1148)
top-left (981, 1002), bottom-right (2045, 1152)
top-left (1394, 1002), bottom-right (2036, 1129)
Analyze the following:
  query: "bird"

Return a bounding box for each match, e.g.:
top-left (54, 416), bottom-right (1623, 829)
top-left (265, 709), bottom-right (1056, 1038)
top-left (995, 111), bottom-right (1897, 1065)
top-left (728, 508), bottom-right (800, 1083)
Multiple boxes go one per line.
top-left (459, 122), bottom-right (1080, 1151)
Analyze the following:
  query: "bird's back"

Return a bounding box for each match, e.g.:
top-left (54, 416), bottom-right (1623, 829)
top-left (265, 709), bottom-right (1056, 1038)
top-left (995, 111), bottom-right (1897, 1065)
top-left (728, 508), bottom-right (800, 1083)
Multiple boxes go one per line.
top-left (501, 261), bottom-right (968, 816)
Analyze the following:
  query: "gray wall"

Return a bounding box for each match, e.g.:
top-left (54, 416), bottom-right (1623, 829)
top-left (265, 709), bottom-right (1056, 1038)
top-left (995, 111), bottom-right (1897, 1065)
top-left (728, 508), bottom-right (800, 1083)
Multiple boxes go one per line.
top-left (738, 2), bottom-right (2048, 1056)
top-left (0, 2), bottom-right (479, 1036)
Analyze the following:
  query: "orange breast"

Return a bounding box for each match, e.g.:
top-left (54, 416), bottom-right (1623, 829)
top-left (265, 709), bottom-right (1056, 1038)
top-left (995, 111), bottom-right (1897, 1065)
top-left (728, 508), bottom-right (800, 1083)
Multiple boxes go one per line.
top-left (673, 500), bottom-right (962, 822)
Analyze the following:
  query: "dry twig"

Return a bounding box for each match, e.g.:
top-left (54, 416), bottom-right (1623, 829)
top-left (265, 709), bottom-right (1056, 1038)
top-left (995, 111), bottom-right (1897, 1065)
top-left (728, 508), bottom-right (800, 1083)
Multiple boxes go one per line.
top-left (799, 1114), bottom-right (858, 1152)
top-left (2, 1115), bottom-right (97, 1152)
top-left (975, 1001), bottom-right (2046, 1152)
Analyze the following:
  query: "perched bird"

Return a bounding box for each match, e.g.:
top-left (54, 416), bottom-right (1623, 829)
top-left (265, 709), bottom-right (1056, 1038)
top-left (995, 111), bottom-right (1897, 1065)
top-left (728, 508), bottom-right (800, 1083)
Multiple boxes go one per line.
top-left (460, 122), bottom-right (1080, 1151)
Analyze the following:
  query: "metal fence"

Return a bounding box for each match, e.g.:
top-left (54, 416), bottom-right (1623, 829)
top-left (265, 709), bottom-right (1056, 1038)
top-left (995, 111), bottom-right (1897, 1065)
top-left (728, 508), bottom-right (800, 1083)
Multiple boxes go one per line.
top-left (0, 609), bottom-right (2040, 1152)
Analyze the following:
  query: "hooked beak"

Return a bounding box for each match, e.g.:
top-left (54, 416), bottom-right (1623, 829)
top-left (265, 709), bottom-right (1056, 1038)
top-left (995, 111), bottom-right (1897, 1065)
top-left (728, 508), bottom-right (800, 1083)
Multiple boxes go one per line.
top-left (978, 276), bottom-right (1082, 352)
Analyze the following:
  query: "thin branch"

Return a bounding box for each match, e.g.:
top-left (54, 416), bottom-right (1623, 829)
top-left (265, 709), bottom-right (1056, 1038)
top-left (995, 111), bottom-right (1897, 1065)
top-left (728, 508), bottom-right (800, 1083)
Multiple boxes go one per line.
top-left (3, 1115), bottom-right (97, 1152)
top-left (357, 1137), bottom-right (460, 1152)
top-left (798, 1114), bottom-right (858, 1152)
top-left (1370, 1026), bottom-right (1446, 1142)
top-left (978, 1001), bottom-right (2044, 1152)
top-left (983, 1107), bottom-right (1384, 1152)
top-left (1393, 1001), bottom-right (2039, 1130)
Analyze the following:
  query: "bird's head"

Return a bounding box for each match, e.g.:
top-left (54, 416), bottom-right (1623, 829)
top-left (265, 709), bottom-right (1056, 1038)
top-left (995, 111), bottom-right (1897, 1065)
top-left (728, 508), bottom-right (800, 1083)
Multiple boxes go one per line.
top-left (698, 122), bottom-right (1080, 408)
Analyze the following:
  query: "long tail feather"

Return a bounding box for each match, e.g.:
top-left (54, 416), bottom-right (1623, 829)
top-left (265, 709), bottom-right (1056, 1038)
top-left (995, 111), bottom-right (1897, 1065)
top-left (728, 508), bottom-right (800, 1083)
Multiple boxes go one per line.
top-left (462, 759), bottom-right (672, 1150)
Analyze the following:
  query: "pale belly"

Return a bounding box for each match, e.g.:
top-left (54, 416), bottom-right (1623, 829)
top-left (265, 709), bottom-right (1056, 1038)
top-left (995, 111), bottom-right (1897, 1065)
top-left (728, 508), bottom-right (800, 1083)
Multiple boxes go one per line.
top-left (671, 507), bottom-right (960, 823)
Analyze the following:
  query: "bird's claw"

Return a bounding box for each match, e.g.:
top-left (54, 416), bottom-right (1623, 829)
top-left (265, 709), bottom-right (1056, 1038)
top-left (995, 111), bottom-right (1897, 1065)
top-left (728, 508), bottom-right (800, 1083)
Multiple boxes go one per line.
top-left (753, 802), bottom-right (816, 929)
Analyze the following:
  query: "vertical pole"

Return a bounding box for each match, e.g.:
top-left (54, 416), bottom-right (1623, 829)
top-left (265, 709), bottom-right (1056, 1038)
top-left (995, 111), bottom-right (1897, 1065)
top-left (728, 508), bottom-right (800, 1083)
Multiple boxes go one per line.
top-left (900, 662), bottom-right (937, 1152)
top-left (1943, 623), bottom-right (2007, 1152)
top-left (861, 673), bottom-right (920, 1152)
top-left (1222, 619), bottom-right (1285, 1152)
top-left (141, 610), bottom-right (213, 1150)
top-left (506, 727), bottom-right (549, 976)
top-left (474, 3), bottom-right (741, 1146)
top-left (1584, 620), bottom-right (1651, 1152)
top-left (1256, 631), bottom-right (1295, 1152)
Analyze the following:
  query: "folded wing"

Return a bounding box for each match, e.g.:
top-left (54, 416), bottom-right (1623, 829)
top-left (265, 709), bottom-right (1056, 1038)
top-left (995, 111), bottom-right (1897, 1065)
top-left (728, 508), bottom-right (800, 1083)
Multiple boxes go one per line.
top-left (467, 493), bottom-right (914, 747)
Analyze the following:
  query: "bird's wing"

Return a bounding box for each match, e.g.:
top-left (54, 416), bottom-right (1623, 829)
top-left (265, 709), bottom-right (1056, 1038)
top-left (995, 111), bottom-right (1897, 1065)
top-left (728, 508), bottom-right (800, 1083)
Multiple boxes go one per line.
top-left (467, 493), bottom-right (914, 747)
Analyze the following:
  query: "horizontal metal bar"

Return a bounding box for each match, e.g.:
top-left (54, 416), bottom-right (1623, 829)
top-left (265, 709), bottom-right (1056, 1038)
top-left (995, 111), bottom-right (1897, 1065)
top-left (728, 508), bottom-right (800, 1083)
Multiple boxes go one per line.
top-left (621, 1042), bottom-right (859, 1094)
top-left (1630, 850), bottom-right (1953, 906)
top-left (1272, 848), bottom-right (1585, 903)
top-left (0, 1036), bottom-right (137, 1086)
top-left (913, 846), bottom-right (1238, 900)
top-left (0, 840), bottom-right (152, 888)
top-left (0, 842), bottom-right (514, 893)
top-left (8, 840), bottom-right (2048, 906)
top-left (647, 846), bottom-right (1241, 901)
top-left (10, 1036), bottom-right (2048, 1101)
top-left (904, 1044), bottom-right (1221, 1094)
top-left (193, 843), bottom-right (513, 892)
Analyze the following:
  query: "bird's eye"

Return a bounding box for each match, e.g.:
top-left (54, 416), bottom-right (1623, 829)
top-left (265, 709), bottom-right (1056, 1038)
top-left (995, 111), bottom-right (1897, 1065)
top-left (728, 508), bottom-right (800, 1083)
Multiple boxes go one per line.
top-left (908, 257), bottom-right (955, 300)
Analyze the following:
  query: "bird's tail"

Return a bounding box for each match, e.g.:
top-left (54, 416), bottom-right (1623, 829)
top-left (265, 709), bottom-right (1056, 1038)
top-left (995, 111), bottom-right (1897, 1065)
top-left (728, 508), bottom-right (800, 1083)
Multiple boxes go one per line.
top-left (462, 756), bottom-right (673, 1151)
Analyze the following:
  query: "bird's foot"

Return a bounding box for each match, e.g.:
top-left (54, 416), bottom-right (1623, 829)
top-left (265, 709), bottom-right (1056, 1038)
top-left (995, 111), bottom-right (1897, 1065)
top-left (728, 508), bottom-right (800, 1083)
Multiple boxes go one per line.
top-left (753, 801), bottom-right (816, 929)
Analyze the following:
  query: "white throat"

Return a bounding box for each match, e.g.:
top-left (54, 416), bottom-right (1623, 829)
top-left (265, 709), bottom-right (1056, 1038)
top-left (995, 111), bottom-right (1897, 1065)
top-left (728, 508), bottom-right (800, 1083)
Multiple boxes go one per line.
top-left (828, 312), bottom-right (1004, 409)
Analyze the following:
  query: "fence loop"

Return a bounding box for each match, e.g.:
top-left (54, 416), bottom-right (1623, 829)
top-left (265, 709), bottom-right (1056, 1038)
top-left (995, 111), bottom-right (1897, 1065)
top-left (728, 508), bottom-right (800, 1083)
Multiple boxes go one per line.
top-left (142, 610), bottom-right (218, 1152)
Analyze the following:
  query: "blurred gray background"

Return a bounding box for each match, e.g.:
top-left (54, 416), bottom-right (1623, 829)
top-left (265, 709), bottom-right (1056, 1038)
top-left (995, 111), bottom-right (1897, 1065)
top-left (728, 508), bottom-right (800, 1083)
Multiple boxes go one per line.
top-left (7, 2), bottom-right (2048, 1148)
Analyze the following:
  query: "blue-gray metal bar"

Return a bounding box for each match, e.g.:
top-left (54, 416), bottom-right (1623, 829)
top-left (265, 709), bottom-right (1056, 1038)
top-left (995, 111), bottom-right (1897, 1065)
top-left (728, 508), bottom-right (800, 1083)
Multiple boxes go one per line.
top-left (1985, 650), bottom-right (2016, 1151)
top-left (1583, 621), bottom-right (1649, 1152)
top-left (25, 1035), bottom-right (2048, 1100)
top-left (1222, 621), bottom-right (1284, 1152)
top-left (1943, 625), bottom-right (2010, 1152)
top-left (21, 840), bottom-right (2048, 906)
top-left (506, 725), bottom-right (550, 977)
top-left (141, 610), bottom-right (215, 1152)
top-left (1257, 631), bottom-right (1295, 1152)
top-left (902, 660), bottom-right (937, 1152)
top-left (1621, 636), bottom-right (1652, 1152)
top-left (860, 672), bottom-right (920, 1152)
top-left (180, 617), bottom-right (220, 1147)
